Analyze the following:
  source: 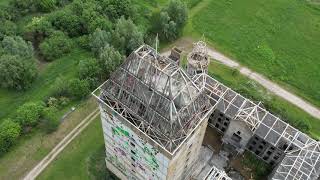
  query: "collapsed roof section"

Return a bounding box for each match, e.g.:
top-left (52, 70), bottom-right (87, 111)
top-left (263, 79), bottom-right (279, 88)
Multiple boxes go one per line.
top-left (95, 45), bottom-right (212, 153)
top-left (204, 165), bottom-right (232, 180)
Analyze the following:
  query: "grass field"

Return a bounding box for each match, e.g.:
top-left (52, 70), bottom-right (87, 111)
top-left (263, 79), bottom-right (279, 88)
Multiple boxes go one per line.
top-left (187, 0), bottom-right (320, 107)
top-left (37, 118), bottom-right (111, 180)
top-left (0, 98), bottom-right (98, 180)
top-left (0, 49), bottom-right (92, 121)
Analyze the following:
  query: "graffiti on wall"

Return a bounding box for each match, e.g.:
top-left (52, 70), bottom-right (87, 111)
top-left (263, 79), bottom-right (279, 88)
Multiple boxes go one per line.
top-left (101, 109), bottom-right (168, 180)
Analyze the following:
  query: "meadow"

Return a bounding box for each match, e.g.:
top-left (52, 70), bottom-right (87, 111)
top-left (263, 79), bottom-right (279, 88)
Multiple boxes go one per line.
top-left (188, 0), bottom-right (320, 107)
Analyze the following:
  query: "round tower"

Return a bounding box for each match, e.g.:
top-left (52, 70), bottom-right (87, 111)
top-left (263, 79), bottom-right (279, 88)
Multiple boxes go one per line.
top-left (186, 41), bottom-right (209, 78)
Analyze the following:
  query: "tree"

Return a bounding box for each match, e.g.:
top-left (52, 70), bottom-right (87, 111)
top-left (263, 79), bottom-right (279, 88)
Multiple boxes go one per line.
top-left (68, 78), bottom-right (90, 99)
top-left (1, 36), bottom-right (34, 59)
top-left (89, 29), bottom-right (111, 56)
top-left (39, 31), bottom-right (73, 61)
top-left (112, 17), bottom-right (144, 55)
top-left (0, 21), bottom-right (17, 40)
top-left (15, 101), bottom-right (45, 128)
top-left (78, 58), bottom-right (102, 88)
top-left (25, 16), bottom-right (54, 44)
top-left (34, 0), bottom-right (56, 12)
top-left (98, 45), bottom-right (123, 78)
top-left (0, 55), bottom-right (38, 90)
top-left (41, 107), bottom-right (59, 133)
top-left (165, 0), bottom-right (187, 28)
top-left (50, 76), bottom-right (70, 97)
top-left (159, 12), bottom-right (177, 41)
top-left (101, 0), bottom-right (134, 20)
top-left (0, 119), bottom-right (21, 155)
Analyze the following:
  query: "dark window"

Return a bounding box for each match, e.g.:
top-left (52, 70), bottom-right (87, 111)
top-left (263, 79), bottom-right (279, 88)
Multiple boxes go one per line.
top-left (255, 137), bottom-right (259, 141)
top-left (215, 124), bottom-right (220, 128)
top-left (258, 145), bottom-right (263, 149)
top-left (263, 156), bottom-right (268, 160)
top-left (270, 147), bottom-right (275, 150)
top-left (220, 113), bottom-right (224, 117)
top-left (262, 141), bottom-right (267, 145)
top-left (224, 122), bottom-right (228, 126)
top-left (255, 150), bottom-right (261, 155)
top-left (131, 156), bottom-right (136, 161)
top-left (130, 142), bottom-right (135, 147)
top-left (273, 156), bottom-right (279, 160)
top-left (226, 118), bottom-right (230, 121)
top-left (248, 146), bottom-right (253, 150)
top-left (221, 127), bottom-right (226, 132)
top-left (270, 161), bottom-right (275, 166)
top-left (267, 151), bottom-right (272, 155)
top-left (252, 141), bottom-right (257, 145)
top-left (218, 118), bottom-right (222, 122)
top-left (131, 150), bottom-right (136, 155)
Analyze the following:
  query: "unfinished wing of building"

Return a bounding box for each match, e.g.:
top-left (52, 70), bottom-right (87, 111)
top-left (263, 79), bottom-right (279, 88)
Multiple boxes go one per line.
top-left (92, 41), bottom-right (320, 180)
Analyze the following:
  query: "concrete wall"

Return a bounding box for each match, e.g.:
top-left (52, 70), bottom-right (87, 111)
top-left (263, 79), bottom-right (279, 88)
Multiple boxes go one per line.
top-left (100, 105), bottom-right (170, 180)
top-left (167, 117), bottom-right (209, 180)
top-left (222, 119), bottom-right (252, 153)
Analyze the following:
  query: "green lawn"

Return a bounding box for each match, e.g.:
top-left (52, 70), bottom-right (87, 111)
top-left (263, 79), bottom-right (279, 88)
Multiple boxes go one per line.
top-left (186, 0), bottom-right (320, 107)
top-left (0, 49), bottom-right (92, 121)
top-left (37, 118), bottom-right (114, 180)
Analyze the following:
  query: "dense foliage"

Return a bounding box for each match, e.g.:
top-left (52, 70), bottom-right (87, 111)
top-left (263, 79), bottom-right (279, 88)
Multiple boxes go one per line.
top-left (39, 31), bottom-right (73, 61)
top-left (1, 36), bottom-right (34, 58)
top-left (0, 55), bottom-right (38, 90)
top-left (0, 119), bottom-right (21, 155)
top-left (15, 101), bottom-right (45, 128)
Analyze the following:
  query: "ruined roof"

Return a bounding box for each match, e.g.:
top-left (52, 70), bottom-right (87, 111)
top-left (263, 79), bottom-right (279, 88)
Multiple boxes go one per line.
top-left (204, 165), bottom-right (232, 180)
top-left (94, 45), bottom-right (212, 153)
top-left (193, 73), bottom-right (320, 180)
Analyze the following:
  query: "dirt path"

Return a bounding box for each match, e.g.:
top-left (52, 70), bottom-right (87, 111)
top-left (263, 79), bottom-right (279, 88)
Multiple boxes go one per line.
top-left (23, 109), bottom-right (100, 180)
top-left (162, 38), bottom-right (320, 119)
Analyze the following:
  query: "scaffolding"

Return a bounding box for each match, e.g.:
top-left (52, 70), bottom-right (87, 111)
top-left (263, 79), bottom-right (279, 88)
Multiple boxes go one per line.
top-left (204, 165), bottom-right (232, 180)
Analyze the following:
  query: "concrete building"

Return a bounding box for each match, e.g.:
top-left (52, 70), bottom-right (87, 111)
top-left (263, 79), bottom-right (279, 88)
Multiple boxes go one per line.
top-left (93, 41), bottom-right (320, 180)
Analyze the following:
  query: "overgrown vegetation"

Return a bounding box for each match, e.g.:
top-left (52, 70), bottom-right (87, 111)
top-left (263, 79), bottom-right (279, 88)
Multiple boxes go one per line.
top-left (0, 0), bottom-right (188, 157)
top-left (243, 152), bottom-right (272, 179)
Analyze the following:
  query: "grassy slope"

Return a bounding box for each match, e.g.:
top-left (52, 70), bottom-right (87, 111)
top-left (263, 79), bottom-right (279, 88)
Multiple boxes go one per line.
top-left (0, 49), bottom-right (92, 121)
top-left (37, 117), bottom-right (103, 180)
top-left (187, 0), bottom-right (320, 107)
top-left (0, 98), bottom-right (98, 180)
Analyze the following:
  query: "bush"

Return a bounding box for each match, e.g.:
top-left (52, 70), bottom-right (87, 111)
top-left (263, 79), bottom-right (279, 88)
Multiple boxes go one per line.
top-left (112, 17), bottom-right (144, 55)
top-left (25, 16), bottom-right (54, 44)
top-left (0, 55), bottom-right (38, 90)
top-left (41, 107), bottom-right (60, 133)
top-left (90, 29), bottom-right (111, 56)
top-left (10, 0), bottom-right (36, 16)
top-left (78, 58), bottom-right (102, 88)
top-left (39, 31), bottom-right (73, 61)
top-left (15, 101), bottom-right (45, 128)
top-left (0, 21), bottom-right (17, 40)
top-left (1, 36), bottom-right (34, 59)
top-left (34, 0), bottom-right (56, 12)
top-left (50, 76), bottom-right (70, 97)
top-left (68, 78), bottom-right (90, 99)
top-left (98, 45), bottom-right (123, 78)
top-left (0, 119), bottom-right (21, 155)
top-left (49, 9), bottom-right (83, 37)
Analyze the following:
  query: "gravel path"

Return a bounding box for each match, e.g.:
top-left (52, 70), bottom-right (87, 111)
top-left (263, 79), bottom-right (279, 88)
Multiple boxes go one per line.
top-left (162, 39), bottom-right (320, 119)
top-left (23, 109), bottom-right (100, 180)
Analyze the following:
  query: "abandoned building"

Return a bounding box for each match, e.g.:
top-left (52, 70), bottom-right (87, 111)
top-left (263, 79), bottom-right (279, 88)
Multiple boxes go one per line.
top-left (92, 41), bottom-right (320, 180)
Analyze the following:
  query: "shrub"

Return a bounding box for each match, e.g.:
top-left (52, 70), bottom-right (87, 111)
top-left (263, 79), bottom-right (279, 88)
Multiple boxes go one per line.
top-left (89, 29), bottom-right (111, 56)
top-left (165, 0), bottom-right (188, 28)
top-left (15, 101), bottom-right (45, 128)
top-left (98, 45), bottom-right (123, 78)
top-left (41, 107), bottom-right (59, 133)
top-left (1, 36), bottom-right (34, 59)
top-left (39, 31), bottom-right (73, 61)
top-left (34, 0), bottom-right (56, 12)
top-left (25, 17), bottom-right (54, 44)
top-left (50, 76), bottom-right (70, 97)
top-left (0, 119), bottom-right (21, 155)
top-left (68, 78), bottom-right (90, 99)
top-left (112, 17), bottom-right (144, 55)
top-left (255, 43), bottom-right (276, 62)
top-left (0, 21), bottom-right (17, 40)
top-left (78, 58), bottom-right (102, 88)
top-left (10, 0), bottom-right (36, 16)
top-left (0, 55), bottom-right (38, 90)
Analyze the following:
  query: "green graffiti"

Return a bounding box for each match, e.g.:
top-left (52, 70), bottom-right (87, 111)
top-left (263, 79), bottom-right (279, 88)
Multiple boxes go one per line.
top-left (112, 126), bottom-right (130, 137)
top-left (143, 147), bottom-right (159, 169)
